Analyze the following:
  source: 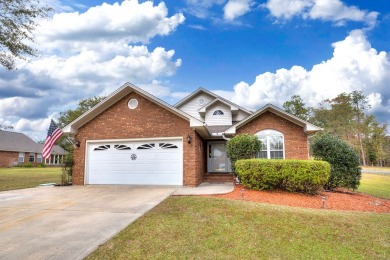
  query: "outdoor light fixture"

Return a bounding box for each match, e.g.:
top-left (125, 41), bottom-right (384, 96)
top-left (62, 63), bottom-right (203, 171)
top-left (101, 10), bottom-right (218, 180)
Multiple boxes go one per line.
top-left (187, 134), bottom-right (191, 144)
top-left (241, 188), bottom-right (246, 201)
top-left (75, 141), bottom-right (81, 148)
top-left (321, 195), bottom-right (326, 209)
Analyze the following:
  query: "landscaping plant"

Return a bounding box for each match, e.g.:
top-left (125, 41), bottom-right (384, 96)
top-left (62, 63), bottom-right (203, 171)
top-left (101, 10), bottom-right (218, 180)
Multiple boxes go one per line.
top-left (61, 153), bottom-right (73, 185)
top-left (235, 159), bottom-right (330, 194)
top-left (226, 134), bottom-right (261, 173)
top-left (311, 134), bottom-right (361, 190)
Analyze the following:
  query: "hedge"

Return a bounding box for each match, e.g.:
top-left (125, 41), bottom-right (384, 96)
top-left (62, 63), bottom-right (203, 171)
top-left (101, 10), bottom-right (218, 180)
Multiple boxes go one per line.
top-left (235, 159), bottom-right (331, 194)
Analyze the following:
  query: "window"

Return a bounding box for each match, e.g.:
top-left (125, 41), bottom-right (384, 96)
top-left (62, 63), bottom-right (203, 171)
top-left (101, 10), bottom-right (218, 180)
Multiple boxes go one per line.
top-left (213, 110), bottom-right (224, 115)
top-left (29, 153), bottom-right (35, 162)
top-left (37, 154), bottom-right (43, 163)
top-left (94, 145), bottom-right (110, 151)
top-left (198, 97), bottom-right (205, 105)
top-left (114, 145), bottom-right (131, 150)
top-left (255, 130), bottom-right (284, 159)
top-left (128, 98), bottom-right (138, 109)
top-left (159, 143), bottom-right (178, 149)
top-left (18, 152), bottom-right (24, 163)
top-left (137, 143), bottom-right (155, 149)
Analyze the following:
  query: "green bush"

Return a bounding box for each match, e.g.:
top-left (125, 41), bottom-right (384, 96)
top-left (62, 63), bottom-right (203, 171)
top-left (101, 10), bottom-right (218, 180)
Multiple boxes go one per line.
top-left (311, 134), bottom-right (361, 190)
top-left (37, 163), bottom-right (46, 168)
top-left (61, 153), bottom-right (73, 185)
top-left (227, 134), bottom-right (261, 173)
top-left (21, 162), bottom-right (34, 168)
top-left (235, 159), bottom-right (330, 194)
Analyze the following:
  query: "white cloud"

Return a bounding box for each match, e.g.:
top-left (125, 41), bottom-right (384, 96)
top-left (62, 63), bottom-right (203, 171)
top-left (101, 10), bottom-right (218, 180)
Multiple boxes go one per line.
top-left (25, 45), bottom-right (181, 85)
top-left (232, 30), bottom-right (390, 124)
top-left (264, 0), bottom-right (378, 27)
top-left (0, 0), bottom-right (185, 141)
top-left (184, 0), bottom-right (226, 19)
top-left (36, 0), bottom-right (185, 49)
top-left (185, 0), bottom-right (253, 21)
top-left (224, 0), bottom-right (253, 21)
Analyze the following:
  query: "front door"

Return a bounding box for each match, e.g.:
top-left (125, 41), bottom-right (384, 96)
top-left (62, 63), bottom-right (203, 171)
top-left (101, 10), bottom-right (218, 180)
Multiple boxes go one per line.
top-left (207, 141), bottom-right (231, 173)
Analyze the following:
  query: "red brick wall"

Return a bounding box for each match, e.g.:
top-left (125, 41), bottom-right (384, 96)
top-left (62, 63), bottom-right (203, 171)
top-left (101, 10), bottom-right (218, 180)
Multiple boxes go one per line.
top-left (0, 151), bottom-right (19, 167)
top-left (236, 111), bottom-right (309, 159)
top-left (73, 92), bottom-right (205, 186)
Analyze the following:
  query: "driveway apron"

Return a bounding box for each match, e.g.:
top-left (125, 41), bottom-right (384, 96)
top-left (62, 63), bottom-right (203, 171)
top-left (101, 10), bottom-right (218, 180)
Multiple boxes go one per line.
top-left (0, 185), bottom-right (176, 260)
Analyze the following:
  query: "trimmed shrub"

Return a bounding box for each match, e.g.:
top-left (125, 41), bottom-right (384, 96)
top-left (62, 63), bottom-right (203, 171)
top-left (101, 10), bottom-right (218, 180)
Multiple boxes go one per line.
top-left (311, 134), bottom-right (361, 190)
top-left (37, 163), bottom-right (46, 168)
top-left (235, 159), bottom-right (330, 194)
top-left (226, 134), bottom-right (261, 173)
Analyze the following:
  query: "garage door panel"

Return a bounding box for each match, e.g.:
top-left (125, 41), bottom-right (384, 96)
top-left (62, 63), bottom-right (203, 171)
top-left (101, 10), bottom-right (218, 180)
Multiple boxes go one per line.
top-left (169, 163), bottom-right (181, 171)
top-left (134, 163), bottom-right (155, 171)
top-left (87, 139), bottom-right (183, 185)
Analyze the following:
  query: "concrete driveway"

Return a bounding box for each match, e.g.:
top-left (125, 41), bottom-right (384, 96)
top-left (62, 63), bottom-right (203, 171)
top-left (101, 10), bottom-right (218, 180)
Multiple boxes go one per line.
top-left (0, 185), bottom-right (177, 260)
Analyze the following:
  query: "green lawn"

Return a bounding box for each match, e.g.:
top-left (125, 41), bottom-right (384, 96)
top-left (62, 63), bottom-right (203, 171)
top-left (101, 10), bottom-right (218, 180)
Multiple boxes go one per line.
top-left (0, 167), bottom-right (62, 191)
top-left (358, 173), bottom-right (390, 199)
top-left (362, 166), bottom-right (390, 172)
top-left (87, 196), bottom-right (390, 260)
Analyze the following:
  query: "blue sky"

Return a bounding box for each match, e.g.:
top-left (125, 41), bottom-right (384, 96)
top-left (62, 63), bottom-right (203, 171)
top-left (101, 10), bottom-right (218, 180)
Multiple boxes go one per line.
top-left (0, 0), bottom-right (389, 140)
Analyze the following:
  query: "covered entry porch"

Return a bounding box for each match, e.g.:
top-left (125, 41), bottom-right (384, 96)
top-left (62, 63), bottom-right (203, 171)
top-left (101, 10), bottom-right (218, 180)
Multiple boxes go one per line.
top-left (203, 140), bottom-right (234, 183)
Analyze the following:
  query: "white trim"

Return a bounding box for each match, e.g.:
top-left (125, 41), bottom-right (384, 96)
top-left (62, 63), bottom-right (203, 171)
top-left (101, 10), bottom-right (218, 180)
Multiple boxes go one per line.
top-left (84, 137), bottom-right (184, 185)
top-left (198, 98), bottom-right (239, 114)
top-left (175, 87), bottom-right (252, 114)
top-left (225, 104), bottom-right (322, 135)
top-left (18, 152), bottom-right (24, 163)
top-left (86, 136), bottom-right (183, 144)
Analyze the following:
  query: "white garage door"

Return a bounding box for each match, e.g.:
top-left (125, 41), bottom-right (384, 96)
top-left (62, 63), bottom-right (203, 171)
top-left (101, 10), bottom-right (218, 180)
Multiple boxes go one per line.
top-left (86, 139), bottom-right (183, 185)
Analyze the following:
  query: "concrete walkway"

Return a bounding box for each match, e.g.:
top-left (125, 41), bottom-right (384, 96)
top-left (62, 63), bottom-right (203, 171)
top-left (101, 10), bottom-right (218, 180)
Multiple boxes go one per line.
top-left (0, 185), bottom-right (176, 260)
top-left (173, 182), bottom-right (235, 195)
top-left (0, 183), bottom-right (233, 260)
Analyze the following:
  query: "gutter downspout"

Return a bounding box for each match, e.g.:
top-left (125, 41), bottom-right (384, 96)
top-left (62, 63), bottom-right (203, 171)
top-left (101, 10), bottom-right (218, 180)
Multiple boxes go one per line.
top-left (222, 132), bottom-right (230, 141)
top-left (210, 132), bottom-right (230, 140)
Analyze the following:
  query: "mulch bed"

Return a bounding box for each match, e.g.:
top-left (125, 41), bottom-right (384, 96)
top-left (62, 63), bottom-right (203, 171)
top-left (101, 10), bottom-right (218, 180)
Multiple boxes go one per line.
top-left (209, 184), bottom-right (390, 213)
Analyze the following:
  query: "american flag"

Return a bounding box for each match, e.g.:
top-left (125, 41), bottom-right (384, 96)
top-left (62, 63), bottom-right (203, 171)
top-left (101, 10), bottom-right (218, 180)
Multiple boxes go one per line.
top-left (42, 119), bottom-right (63, 159)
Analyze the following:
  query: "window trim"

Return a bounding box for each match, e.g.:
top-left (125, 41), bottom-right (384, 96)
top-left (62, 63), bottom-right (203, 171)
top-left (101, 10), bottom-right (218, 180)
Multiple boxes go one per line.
top-left (213, 110), bottom-right (224, 116)
top-left (37, 154), bottom-right (43, 163)
top-left (255, 129), bottom-right (285, 159)
top-left (18, 152), bottom-right (24, 163)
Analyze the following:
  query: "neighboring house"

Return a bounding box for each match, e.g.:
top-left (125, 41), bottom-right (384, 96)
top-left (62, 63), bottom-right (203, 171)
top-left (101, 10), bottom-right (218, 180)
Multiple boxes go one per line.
top-left (63, 83), bottom-right (322, 186)
top-left (0, 130), bottom-right (68, 167)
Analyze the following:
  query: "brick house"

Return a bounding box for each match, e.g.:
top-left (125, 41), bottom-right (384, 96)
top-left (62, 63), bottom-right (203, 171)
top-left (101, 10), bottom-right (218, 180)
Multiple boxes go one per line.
top-left (0, 130), bottom-right (68, 167)
top-left (63, 83), bottom-right (322, 186)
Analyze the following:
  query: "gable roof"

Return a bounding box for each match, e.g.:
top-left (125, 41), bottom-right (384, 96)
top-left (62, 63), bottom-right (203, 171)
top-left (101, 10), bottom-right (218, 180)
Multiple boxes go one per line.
top-left (225, 104), bottom-right (323, 135)
top-left (197, 98), bottom-right (239, 115)
top-left (62, 82), bottom-right (204, 134)
top-left (0, 130), bottom-right (67, 154)
top-left (174, 87), bottom-right (252, 115)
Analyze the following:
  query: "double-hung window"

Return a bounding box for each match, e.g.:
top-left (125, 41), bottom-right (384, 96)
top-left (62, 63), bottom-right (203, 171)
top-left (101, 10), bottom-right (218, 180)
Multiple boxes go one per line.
top-left (18, 152), bottom-right (24, 163)
top-left (29, 153), bottom-right (35, 162)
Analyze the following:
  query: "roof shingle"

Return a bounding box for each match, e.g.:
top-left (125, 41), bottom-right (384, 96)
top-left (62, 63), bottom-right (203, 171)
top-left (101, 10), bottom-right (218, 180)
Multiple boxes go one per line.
top-left (0, 130), bottom-right (67, 154)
